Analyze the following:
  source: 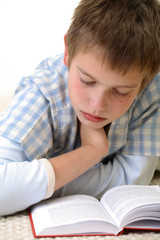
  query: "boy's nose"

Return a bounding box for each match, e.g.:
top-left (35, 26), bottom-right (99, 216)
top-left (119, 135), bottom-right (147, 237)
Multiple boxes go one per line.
top-left (89, 93), bottom-right (107, 111)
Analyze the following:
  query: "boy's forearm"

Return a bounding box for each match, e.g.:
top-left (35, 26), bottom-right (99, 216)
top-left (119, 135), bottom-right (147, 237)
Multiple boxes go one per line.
top-left (49, 145), bottom-right (106, 191)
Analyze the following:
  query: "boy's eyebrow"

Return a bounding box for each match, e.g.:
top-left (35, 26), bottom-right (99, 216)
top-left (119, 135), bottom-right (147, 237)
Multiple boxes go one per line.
top-left (76, 66), bottom-right (139, 88)
top-left (77, 66), bottom-right (97, 81)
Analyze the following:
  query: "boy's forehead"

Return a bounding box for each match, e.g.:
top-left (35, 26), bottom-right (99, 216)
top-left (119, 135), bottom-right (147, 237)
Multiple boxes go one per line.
top-left (74, 51), bottom-right (145, 86)
top-left (74, 48), bottom-right (146, 78)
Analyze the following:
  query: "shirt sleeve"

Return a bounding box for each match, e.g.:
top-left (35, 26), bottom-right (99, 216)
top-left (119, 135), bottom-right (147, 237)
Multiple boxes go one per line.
top-left (121, 74), bottom-right (160, 156)
top-left (0, 136), bottom-right (55, 216)
top-left (0, 72), bottom-right (54, 161)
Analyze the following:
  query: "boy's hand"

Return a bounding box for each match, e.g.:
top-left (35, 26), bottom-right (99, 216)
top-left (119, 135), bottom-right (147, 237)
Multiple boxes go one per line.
top-left (80, 123), bottom-right (108, 157)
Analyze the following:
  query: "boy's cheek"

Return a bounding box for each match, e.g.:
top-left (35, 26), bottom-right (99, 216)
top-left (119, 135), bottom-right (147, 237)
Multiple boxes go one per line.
top-left (111, 97), bottom-right (134, 118)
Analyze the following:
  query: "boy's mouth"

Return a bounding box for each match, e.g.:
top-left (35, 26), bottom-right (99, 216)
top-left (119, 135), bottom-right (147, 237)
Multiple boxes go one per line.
top-left (81, 111), bottom-right (106, 122)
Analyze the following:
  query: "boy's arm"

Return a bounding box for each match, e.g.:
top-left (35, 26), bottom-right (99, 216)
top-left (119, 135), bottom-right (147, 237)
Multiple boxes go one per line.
top-left (109, 153), bottom-right (158, 186)
top-left (49, 124), bottom-right (108, 191)
top-left (0, 125), bottom-right (108, 216)
top-left (0, 137), bottom-right (49, 216)
top-left (53, 153), bottom-right (159, 199)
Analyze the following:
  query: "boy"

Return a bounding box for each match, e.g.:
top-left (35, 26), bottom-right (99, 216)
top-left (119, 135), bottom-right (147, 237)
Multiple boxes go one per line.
top-left (0, 0), bottom-right (160, 216)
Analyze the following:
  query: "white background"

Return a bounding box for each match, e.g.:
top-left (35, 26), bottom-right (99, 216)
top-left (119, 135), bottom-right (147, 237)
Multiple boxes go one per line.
top-left (0, 0), bottom-right (79, 111)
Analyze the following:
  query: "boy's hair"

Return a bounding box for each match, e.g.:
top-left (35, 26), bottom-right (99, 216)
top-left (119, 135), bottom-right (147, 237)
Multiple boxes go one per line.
top-left (66, 0), bottom-right (160, 86)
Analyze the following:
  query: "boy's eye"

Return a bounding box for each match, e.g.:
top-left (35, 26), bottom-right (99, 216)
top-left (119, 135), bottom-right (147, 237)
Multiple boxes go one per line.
top-left (113, 88), bottom-right (129, 97)
top-left (80, 78), bottom-right (95, 86)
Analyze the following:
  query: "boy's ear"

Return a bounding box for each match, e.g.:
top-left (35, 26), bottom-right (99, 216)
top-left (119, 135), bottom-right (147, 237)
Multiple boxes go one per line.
top-left (64, 34), bottom-right (68, 66)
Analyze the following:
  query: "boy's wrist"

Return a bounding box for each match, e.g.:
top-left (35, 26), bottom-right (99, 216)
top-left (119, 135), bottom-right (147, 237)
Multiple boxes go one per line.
top-left (85, 144), bottom-right (107, 159)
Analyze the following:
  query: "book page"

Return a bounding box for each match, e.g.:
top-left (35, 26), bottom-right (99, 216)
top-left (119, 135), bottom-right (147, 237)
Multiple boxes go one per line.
top-left (31, 194), bottom-right (116, 235)
top-left (126, 219), bottom-right (160, 229)
top-left (46, 195), bottom-right (114, 226)
top-left (100, 185), bottom-right (160, 227)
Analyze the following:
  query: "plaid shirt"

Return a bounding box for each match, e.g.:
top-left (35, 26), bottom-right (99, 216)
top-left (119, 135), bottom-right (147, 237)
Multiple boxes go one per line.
top-left (0, 54), bottom-right (160, 161)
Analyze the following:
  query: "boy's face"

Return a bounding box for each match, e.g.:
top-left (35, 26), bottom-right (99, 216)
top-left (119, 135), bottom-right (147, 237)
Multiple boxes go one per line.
top-left (64, 50), bottom-right (144, 130)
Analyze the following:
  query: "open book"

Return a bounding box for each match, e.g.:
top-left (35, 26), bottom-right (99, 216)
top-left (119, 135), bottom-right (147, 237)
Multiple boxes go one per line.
top-left (29, 185), bottom-right (160, 237)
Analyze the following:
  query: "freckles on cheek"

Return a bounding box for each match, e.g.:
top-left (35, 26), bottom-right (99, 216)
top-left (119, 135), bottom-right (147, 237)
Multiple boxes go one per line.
top-left (71, 81), bottom-right (84, 100)
top-left (118, 95), bottom-right (134, 110)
